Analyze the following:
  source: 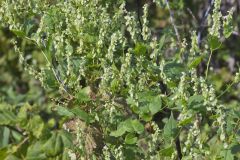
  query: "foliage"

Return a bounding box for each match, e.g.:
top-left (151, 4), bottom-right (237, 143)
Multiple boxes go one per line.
top-left (1, 0), bottom-right (240, 159)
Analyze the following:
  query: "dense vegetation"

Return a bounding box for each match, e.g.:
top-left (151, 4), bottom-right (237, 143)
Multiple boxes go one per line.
top-left (1, 0), bottom-right (240, 159)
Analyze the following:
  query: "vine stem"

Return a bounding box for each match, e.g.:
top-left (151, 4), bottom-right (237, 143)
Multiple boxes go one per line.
top-left (217, 81), bottom-right (235, 98)
top-left (205, 50), bottom-right (213, 79)
top-left (24, 37), bottom-right (73, 98)
top-left (15, 137), bottom-right (29, 151)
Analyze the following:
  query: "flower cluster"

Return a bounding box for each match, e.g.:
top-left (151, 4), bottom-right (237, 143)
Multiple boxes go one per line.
top-left (209, 0), bottom-right (222, 37)
top-left (0, 0), bottom-right (237, 159)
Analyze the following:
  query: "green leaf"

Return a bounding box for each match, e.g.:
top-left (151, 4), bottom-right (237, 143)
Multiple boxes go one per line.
top-left (11, 30), bottom-right (26, 38)
top-left (76, 87), bottom-right (91, 103)
top-left (11, 130), bottom-right (22, 143)
top-left (124, 133), bottom-right (137, 144)
top-left (1, 127), bottom-right (10, 147)
top-left (126, 97), bottom-right (136, 106)
top-left (82, 34), bottom-right (97, 43)
top-left (17, 103), bottom-right (31, 123)
top-left (188, 95), bottom-right (205, 112)
top-left (179, 117), bottom-right (193, 126)
top-left (26, 142), bottom-right (46, 160)
top-left (42, 69), bottom-right (58, 89)
top-left (44, 38), bottom-right (53, 63)
top-left (163, 113), bottom-right (178, 139)
top-left (110, 119), bottom-right (143, 137)
top-left (231, 144), bottom-right (240, 154)
top-left (27, 115), bottom-right (44, 138)
top-left (222, 149), bottom-right (234, 160)
top-left (140, 112), bottom-right (152, 122)
top-left (134, 43), bottom-right (147, 56)
top-left (110, 120), bottom-right (130, 137)
top-left (148, 95), bottom-right (162, 115)
top-left (131, 120), bottom-right (144, 134)
top-left (56, 106), bottom-right (74, 118)
top-left (123, 119), bottom-right (134, 133)
top-left (0, 110), bottom-right (17, 125)
top-left (188, 56), bottom-right (203, 69)
top-left (163, 62), bottom-right (185, 81)
top-left (110, 78), bottom-right (120, 93)
top-left (110, 127), bottom-right (126, 137)
top-left (134, 92), bottom-right (162, 121)
top-left (55, 133), bottom-right (64, 155)
top-left (43, 132), bottom-right (63, 157)
top-left (223, 18), bottom-right (233, 38)
top-left (158, 35), bottom-right (166, 51)
top-left (223, 24), bottom-right (233, 38)
top-left (70, 107), bottom-right (91, 123)
top-left (208, 35), bottom-right (222, 51)
top-left (159, 146), bottom-right (174, 157)
top-left (59, 130), bottom-right (73, 149)
top-left (62, 149), bottom-right (71, 160)
top-left (0, 147), bottom-right (7, 160)
top-left (138, 91), bottom-right (156, 102)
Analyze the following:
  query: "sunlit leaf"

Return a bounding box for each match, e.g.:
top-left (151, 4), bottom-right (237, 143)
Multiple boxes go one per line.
top-left (208, 35), bottom-right (222, 51)
top-left (148, 95), bottom-right (162, 115)
top-left (159, 146), bottom-right (174, 157)
top-left (131, 120), bottom-right (144, 134)
top-left (125, 133), bottom-right (137, 144)
top-left (188, 56), bottom-right (203, 69)
top-left (11, 30), bottom-right (25, 38)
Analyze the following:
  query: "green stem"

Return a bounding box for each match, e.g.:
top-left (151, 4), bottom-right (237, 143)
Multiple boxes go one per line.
top-left (205, 50), bottom-right (213, 79)
top-left (217, 81), bottom-right (235, 99)
top-left (23, 36), bottom-right (72, 97)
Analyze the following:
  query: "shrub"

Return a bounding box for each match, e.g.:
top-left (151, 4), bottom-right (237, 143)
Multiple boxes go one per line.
top-left (0, 0), bottom-right (240, 159)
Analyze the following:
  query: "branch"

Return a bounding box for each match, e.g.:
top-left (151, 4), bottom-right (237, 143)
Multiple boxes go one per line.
top-left (165, 0), bottom-right (180, 43)
top-left (186, 8), bottom-right (197, 23)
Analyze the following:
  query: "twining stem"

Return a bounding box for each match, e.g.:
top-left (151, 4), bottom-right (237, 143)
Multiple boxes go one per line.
top-left (15, 137), bottom-right (29, 151)
top-left (217, 81), bottom-right (235, 98)
top-left (205, 50), bottom-right (213, 79)
top-left (24, 37), bottom-right (73, 97)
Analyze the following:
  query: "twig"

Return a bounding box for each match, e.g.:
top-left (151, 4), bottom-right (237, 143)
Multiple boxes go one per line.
top-left (165, 0), bottom-right (180, 43)
top-left (197, 0), bottom-right (215, 46)
top-left (205, 50), bottom-right (213, 79)
top-left (186, 8), bottom-right (197, 23)
top-left (16, 137), bottom-right (29, 151)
